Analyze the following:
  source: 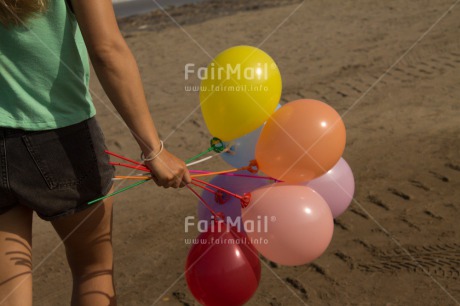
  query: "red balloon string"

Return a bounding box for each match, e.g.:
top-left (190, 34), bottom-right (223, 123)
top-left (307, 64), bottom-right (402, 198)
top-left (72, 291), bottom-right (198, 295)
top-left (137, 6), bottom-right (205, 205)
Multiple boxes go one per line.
top-left (186, 185), bottom-right (222, 220)
top-left (109, 162), bottom-right (150, 172)
top-left (105, 150), bottom-right (143, 165)
top-left (192, 178), bottom-right (243, 200)
top-left (190, 180), bottom-right (217, 194)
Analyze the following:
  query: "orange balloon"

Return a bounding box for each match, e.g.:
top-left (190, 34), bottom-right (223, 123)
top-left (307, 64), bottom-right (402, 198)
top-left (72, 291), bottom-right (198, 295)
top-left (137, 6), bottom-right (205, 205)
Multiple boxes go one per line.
top-left (255, 99), bottom-right (346, 183)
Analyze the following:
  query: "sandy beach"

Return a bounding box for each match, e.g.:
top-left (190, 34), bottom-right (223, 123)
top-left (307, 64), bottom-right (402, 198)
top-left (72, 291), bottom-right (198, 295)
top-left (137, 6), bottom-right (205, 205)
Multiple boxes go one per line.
top-left (32, 0), bottom-right (460, 305)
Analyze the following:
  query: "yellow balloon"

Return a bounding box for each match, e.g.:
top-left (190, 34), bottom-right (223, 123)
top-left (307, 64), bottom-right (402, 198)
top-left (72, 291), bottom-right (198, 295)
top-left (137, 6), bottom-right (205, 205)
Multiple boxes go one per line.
top-left (200, 46), bottom-right (282, 141)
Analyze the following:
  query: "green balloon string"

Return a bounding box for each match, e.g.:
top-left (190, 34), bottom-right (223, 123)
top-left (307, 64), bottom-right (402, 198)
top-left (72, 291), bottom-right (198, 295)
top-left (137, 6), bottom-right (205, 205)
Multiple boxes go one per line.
top-left (185, 147), bottom-right (214, 164)
top-left (87, 179), bottom-right (150, 205)
top-left (185, 137), bottom-right (225, 164)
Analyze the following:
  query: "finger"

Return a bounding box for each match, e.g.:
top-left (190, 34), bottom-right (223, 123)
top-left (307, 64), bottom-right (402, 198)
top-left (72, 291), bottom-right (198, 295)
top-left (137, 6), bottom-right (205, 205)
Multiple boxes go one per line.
top-left (172, 181), bottom-right (181, 189)
top-left (164, 175), bottom-right (178, 189)
top-left (169, 175), bottom-right (183, 189)
top-left (157, 177), bottom-right (170, 188)
top-left (173, 176), bottom-right (184, 188)
top-left (150, 174), bottom-right (160, 186)
top-left (179, 176), bottom-right (188, 188)
top-left (183, 169), bottom-right (192, 184)
top-left (170, 168), bottom-right (185, 188)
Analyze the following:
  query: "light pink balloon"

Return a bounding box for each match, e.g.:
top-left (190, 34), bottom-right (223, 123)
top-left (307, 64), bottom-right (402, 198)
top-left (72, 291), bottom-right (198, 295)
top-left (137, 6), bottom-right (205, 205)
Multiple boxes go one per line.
top-left (304, 158), bottom-right (355, 218)
top-left (242, 184), bottom-right (333, 266)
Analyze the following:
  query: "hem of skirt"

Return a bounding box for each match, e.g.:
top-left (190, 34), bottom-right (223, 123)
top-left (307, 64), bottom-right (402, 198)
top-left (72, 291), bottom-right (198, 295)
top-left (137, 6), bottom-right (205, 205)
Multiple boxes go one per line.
top-left (36, 180), bottom-right (114, 221)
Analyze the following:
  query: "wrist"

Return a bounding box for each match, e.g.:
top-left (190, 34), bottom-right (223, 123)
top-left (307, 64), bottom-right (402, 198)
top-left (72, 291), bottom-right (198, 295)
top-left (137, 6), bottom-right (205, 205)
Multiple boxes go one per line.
top-left (141, 140), bottom-right (164, 161)
top-left (139, 138), bottom-right (162, 156)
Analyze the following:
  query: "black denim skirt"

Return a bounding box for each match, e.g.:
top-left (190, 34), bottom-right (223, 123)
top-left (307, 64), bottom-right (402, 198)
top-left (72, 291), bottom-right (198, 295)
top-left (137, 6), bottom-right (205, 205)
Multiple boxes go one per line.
top-left (0, 117), bottom-right (115, 220)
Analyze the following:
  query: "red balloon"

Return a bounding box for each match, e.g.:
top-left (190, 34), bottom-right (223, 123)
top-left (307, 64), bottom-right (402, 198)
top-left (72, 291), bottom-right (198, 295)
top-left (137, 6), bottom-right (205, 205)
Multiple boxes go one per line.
top-left (185, 225), bottom-right (261, 306)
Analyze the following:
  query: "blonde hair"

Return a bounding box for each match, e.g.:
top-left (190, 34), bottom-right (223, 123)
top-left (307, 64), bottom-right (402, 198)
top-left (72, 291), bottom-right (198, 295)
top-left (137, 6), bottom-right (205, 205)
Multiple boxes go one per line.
top-left (0, 0), bottom-right (48, 27)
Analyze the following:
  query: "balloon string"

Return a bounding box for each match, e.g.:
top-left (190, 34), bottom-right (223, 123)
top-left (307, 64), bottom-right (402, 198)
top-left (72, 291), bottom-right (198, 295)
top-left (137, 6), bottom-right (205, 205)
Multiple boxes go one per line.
top-left (190, 180), bottom-right (217, 194)
top-left (105, 150), bottom-right (143, 166)
top-left (186, 154), bottom-right (215, 167)
top-left (187, 148), bottom-right (231, 167)
top-left (190, 168), bottom-right (240, 178)
top-left (115, 175), bottom-right (150, 180)
top-left (185, 147), bottom-right (214, 164)
top-left (108, 151), bottom-right (215, 169)
top-left (185, 137), bottom-right (226, 164)
top-left (227, 173), bottom-right (274, 180)
top-left (110, 162), bottom-right (150, 172)
top-left (193, 170), bottom-right (278, 181)
top-left (106, 147), bottom-right (232, 170)
top-left (87, 179), bottom-right (151, 205)
top-left (192, 178), bottom-right (243, 200)
top-left (186, 185), bottom-right (221, 220)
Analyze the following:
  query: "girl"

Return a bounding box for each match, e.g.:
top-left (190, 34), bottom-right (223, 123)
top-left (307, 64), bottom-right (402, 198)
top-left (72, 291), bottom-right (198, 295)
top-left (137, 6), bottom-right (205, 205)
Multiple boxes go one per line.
top-left (0, 0), bottom-right (191, 305)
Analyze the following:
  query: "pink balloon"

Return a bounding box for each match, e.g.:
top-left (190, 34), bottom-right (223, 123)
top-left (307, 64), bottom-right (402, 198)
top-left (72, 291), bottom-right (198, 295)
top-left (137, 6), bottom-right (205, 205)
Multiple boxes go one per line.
top-left (303, 158), bottom-right (355, 218)
top-left (242, 184), bottom-right (333, 266)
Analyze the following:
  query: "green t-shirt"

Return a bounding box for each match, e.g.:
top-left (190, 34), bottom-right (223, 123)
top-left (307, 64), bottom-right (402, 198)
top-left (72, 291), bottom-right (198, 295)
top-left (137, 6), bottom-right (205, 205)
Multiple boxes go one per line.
top-left (0, 0), bottom-right (95, 130)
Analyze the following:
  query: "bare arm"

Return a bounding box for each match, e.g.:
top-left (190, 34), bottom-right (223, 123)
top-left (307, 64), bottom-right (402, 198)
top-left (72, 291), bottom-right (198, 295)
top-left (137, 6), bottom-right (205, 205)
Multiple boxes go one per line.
top-left (71, 0), bottom-right (191, 188)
